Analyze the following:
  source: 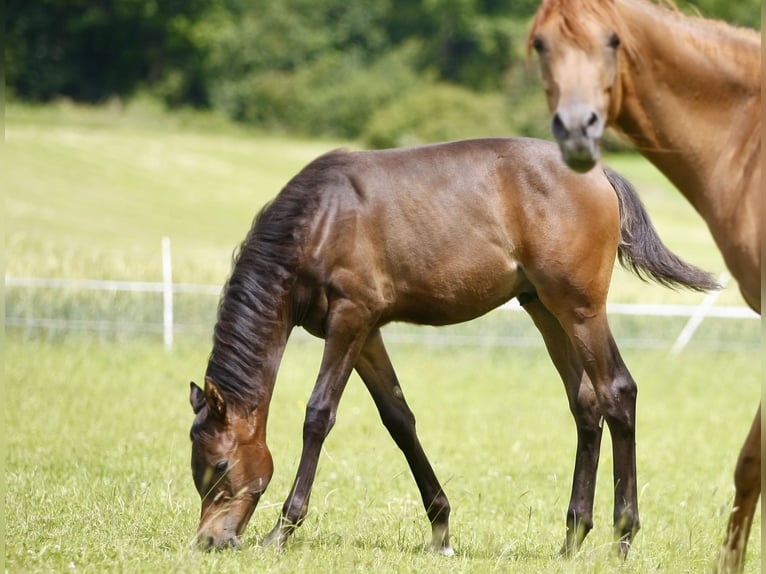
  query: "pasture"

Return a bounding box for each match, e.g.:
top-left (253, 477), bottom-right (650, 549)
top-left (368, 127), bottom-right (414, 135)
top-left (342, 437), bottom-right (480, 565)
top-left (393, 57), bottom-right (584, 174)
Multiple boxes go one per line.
top-left (5, 103), bottom-right (761, 572)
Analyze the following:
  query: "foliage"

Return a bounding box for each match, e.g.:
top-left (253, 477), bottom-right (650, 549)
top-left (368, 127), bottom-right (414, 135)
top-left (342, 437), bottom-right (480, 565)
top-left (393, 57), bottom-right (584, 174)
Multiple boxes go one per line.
top-left (681, 0), bottom-right (762, 28)
top-left (5, 0), bottom-right (760, 141)
top-left (364, 83), bottom-right (512, 148)
top-left (5, 0), bottom-right (212, 105)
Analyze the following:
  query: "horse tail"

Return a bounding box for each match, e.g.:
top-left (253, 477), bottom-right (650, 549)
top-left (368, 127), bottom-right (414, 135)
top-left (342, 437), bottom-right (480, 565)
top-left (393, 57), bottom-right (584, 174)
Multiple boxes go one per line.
top-left (604, 167), bottom-right (720, 292)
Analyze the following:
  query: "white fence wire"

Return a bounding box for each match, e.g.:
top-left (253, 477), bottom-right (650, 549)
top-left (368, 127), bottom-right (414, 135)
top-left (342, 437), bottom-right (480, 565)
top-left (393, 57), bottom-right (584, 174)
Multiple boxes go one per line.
top-left (5, 238), bottom-right (760, 352)
top-left (6, 274), bottom-right (759, 351)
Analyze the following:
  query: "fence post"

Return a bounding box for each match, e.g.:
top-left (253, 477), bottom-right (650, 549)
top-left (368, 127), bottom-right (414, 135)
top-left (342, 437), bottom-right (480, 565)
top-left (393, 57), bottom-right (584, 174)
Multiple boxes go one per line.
top-left (670, 272), bottom-right (730, 355)
top-left (162, 236), bottom-right (173, 350)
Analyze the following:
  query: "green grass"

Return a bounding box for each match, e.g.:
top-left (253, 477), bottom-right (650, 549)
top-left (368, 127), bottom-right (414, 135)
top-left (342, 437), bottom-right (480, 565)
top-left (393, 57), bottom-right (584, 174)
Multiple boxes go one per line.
top-left (4, 102), bottom-right (761, 572)
top-left (5, 336), bottom-right (761, 573)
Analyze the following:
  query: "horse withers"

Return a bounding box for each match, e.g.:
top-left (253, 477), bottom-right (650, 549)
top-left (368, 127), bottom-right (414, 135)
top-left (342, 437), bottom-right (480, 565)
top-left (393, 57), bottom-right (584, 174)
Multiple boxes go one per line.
top-left (189, 138), bottom-right (717, 557)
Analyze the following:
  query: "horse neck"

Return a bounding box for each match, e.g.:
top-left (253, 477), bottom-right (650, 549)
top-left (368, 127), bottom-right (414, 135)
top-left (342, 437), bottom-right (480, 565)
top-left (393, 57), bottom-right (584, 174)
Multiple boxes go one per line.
top-left (614, 0), bottom-right (761, 215)
top-left (249, 313), bottom-right (292, 406)
top-left (208, 297), bottom-right (294, 416)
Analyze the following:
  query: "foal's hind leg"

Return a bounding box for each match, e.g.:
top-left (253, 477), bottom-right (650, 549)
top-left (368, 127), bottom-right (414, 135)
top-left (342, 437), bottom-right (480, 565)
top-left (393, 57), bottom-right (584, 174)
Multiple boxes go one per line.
top-left (355, 329), bottom-right (454, 556)
top-left (721, 404), bottom-right (761, 572)
top-left (523, 297), bottom-right (604, 556)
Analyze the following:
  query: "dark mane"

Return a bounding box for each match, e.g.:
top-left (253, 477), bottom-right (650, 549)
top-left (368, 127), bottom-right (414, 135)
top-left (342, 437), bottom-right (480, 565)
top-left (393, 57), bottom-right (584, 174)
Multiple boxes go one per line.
top-left (205, 149), bottom-right (351, 410)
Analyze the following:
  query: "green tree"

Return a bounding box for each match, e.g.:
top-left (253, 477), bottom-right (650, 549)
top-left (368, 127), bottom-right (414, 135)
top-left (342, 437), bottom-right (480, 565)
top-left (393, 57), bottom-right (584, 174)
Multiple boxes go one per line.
top-left (6, 0), bottom-right (212, 104)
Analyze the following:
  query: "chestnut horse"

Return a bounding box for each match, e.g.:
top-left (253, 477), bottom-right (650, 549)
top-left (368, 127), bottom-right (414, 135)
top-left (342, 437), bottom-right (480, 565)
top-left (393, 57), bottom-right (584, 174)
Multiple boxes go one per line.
top-left (188, 138), bottom-right (717, 557)
top-left (528, 1), bottom-right (761, 570)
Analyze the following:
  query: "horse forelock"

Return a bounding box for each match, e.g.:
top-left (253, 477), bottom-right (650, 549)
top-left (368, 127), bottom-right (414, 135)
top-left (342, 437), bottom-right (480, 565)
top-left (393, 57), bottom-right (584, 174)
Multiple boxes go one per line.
top-left (205, 150), bottom-right (350, 412)
top-left (528, 0), bottom-right (638, 61)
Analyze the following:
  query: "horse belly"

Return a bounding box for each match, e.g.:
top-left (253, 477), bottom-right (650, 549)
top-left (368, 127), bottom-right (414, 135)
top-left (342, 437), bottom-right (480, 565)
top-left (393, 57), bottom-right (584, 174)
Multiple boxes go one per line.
top-left (390, 247), bottom-right (523, 326)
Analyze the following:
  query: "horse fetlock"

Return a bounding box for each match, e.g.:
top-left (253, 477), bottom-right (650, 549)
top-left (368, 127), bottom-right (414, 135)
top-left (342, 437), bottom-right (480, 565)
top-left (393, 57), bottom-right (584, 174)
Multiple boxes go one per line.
top-left (559, 513), bottom-right (592, 557)
top-left (613, 513), bottom-right (640, 557)
top-left (718, 540), bottom-right (746, 574)
top-left (566, 508), bottom-right (594, 533)
top-left (429, 523), bottom-right (454, 557)
top-left (262, 518), bottom-right (296, 551)
top-left (426, 494), bottom-right (450, 523)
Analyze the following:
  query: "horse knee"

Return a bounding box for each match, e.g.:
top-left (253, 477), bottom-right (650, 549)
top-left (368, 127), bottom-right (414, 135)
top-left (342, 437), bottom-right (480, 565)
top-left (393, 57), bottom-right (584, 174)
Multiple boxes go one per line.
top-left (602, 375), bottom-right (637, 429)
top-left (571, 388), bottom-right (602, 430)
top-left (303, 404), bottom-right (336, 441)
top-left (613, 373), bottom-right (637, 403)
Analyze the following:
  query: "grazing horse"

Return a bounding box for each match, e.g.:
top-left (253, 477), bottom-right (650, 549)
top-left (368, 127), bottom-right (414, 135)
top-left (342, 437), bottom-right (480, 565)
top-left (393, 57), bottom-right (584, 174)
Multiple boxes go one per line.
top-left (189, 138), bottom-right (717, 557)
top-left (527, 1), bottom-right (761, 570)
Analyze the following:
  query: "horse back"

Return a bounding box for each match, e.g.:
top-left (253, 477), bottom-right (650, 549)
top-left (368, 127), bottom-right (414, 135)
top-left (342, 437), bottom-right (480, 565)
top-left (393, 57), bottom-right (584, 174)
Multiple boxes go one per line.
top-left (292, 138), bottom-right (620, 327)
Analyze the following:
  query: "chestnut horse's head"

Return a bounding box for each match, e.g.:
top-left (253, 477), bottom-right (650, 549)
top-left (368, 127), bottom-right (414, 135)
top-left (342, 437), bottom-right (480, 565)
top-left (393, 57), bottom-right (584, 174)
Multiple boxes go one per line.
top-left (189, 378), bottom-right (273, 550)
top-left (528, 0), bottom-right (632, 173)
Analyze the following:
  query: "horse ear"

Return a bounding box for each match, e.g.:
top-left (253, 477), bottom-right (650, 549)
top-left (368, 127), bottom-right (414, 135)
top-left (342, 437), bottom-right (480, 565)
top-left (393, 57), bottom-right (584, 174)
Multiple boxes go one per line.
top-left (204, 377), bottom-right (227, 419)
top-left (190, 382), bottom-right (206, 414)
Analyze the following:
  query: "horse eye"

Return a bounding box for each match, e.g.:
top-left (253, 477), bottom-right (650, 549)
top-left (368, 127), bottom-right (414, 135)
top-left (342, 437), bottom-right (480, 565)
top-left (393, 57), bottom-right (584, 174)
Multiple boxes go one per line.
top-left (214, 460), bottom-right (229, 474)
top-left (608, 33), bottom-right (620, 49)
top-left (532, 36), bottom-right (545, 53)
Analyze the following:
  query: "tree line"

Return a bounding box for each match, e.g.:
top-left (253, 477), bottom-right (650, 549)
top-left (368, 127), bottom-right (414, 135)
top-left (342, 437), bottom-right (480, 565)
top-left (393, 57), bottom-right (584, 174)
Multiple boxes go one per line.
top-left (6, 0), bottom-right (760, 146)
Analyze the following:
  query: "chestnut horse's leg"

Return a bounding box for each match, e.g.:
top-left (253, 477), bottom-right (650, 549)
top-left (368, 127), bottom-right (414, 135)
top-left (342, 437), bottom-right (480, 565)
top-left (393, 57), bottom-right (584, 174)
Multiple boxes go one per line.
top-left (721, 404), bottom-right (761, 572)
top-left (522, 297), bottom-right (604, 555)
top-left (263, 301), bottom-right (375, 550)
top-left (354, 329), bottom-right (454, 556)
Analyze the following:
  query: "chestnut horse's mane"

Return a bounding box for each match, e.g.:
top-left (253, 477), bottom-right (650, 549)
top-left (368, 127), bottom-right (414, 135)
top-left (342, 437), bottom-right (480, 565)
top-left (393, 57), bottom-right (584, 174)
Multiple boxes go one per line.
top-left (527, 0), bottom-right (637, 58)
top-left (527, 0), bottom-right (758, 61)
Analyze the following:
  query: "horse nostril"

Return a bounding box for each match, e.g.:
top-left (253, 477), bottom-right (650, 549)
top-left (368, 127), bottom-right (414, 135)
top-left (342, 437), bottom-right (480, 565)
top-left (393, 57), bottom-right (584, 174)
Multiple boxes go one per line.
top-left (197, 535), bottom-right (215, 551)
top-left (586, 111), bottom-right (599, 129)
top-left (551, 112), bottom-right (568, 140)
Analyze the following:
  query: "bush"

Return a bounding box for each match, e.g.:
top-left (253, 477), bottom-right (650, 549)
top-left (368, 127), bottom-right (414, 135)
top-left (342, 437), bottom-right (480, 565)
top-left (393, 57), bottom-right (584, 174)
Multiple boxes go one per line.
top-left (363, 83), bottom-right (517, 149)
top-left (210, 46), bottom-right (419, 139)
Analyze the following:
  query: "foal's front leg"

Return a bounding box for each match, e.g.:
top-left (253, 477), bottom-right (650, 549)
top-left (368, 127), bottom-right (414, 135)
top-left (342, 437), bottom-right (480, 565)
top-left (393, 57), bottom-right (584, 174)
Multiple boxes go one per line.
top-left (523, 298), bottom-right (604, 555)
top-left (263, 307), bottom-right (372, 550)
top-left (355, 329), bottom-right (454, 556)
top-left (568, 314), bottom-right (640, 556)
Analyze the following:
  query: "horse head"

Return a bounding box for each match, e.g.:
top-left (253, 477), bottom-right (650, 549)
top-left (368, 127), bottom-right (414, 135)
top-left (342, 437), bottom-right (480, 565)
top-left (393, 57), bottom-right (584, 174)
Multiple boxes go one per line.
top-left (189, 378), bottom-right (273, 550)
top-left (529, 0), bottom-right (629, 172)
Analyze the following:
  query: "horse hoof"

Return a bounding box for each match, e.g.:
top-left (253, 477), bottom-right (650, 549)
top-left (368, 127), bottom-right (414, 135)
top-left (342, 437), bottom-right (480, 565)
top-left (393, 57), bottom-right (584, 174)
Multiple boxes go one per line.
top-left (430, 544), bottom-right (455, 557)
top-left (261, 529), bottom-right (287, 552)
top-left (557, 542), bottom-right (577, 559)
top-left (617, 538), bottom-right (631, 559)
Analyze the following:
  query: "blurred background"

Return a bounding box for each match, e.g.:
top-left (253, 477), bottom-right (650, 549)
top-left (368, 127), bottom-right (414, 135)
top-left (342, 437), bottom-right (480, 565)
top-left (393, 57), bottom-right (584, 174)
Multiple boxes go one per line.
top-left (4, 0), bottom-right (760, 347)
top-left (6, 0), bottom-right (760, 148)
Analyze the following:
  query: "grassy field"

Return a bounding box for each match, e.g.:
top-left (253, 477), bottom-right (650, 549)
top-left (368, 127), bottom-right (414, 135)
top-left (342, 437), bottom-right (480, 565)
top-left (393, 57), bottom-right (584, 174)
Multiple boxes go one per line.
top-left (4, 102), bottom-right (762, 572)
top-left (5, 338), bottom-right (761, 573)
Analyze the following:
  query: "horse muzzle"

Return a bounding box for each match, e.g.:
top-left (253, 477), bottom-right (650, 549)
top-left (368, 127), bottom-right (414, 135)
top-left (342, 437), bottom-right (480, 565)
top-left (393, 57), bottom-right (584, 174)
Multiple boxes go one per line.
top-left (551, 105), bottom-right (603, 173)
top-left (196, 531), bottom-right (242, 551)
top-left (195, 491), bottom-right (261, 551)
